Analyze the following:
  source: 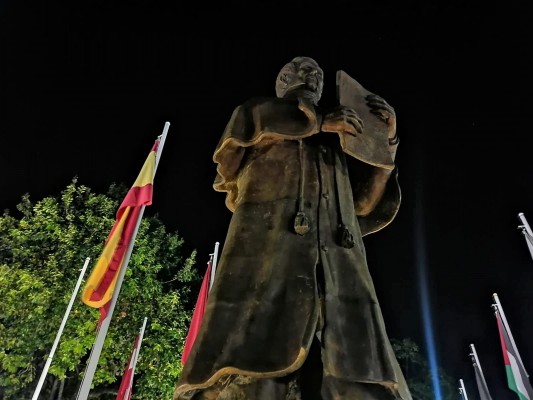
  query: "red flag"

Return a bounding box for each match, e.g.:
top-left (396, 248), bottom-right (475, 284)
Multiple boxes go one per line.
top-left (82, 139), bottom-right (159, 323)
top-left (181, 260), bottom-right (212, 365)
top-left (116, 332), bottom-right (142, 400)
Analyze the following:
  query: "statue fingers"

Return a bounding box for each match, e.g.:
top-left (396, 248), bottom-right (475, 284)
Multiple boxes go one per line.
top-left (346, 115), bottom-right (364, 135)
top-left (366, 94), bottom-right (395, 116)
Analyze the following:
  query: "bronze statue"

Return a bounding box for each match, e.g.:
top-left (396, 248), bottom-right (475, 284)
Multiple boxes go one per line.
top-left (174, 56), bottom-right (412, 400)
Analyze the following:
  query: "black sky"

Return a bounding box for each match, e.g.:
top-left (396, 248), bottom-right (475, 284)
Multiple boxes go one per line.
top-left (1, 2), bottom-right (532, 399)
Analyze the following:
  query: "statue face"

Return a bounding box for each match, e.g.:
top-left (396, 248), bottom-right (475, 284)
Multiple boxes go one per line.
top-left (276, 57), bottom-right (324, 104)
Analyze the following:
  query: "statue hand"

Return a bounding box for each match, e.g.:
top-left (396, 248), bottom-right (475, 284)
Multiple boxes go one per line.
top-left (365, 94), bottom-right (396, 138)
top-left (321, 105), bottom-right (364, 136)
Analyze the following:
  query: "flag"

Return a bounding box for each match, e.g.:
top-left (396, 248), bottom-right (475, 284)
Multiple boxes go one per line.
top-left (82, 139), bottom-right (159, 322)
top-left (116, 330), bottom-right (142, 400)
top-left (473, 361), bottom-right (493, 400)
top-left (181, 259), bottom-right (212, 365)
top-left (496, 311), bottom-right (533, 399)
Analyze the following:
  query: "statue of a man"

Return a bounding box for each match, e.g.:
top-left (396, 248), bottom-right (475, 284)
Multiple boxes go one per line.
top-left (175, 56), bottom-right (412, 400)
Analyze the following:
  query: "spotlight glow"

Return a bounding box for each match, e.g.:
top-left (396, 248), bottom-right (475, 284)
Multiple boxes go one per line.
top-left (415, 181), bottom-right (442, 400)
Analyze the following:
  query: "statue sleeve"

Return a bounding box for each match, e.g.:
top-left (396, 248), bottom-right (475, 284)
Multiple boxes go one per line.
top-left (355, 166), bottom-right (401, 236)
top-left (212, 104), bottom-right (253, 212)
top-left (213, 97), bottom-right (321, 212)
top-left (335, 70), bottom-right (401, 236)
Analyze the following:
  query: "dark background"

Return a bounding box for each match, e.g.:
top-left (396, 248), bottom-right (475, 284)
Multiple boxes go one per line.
top-left (1, 2), bottom-right (532, 399)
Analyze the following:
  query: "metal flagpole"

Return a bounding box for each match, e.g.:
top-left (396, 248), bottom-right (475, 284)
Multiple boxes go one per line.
top-left (76, 122), bottom-right (170, 400)
top-left (130, 318), bottom-right (148, 383)
top-left (469, 343), bottom-right (493, 400)
top-left (32, 257), bottom-right (91, 400)
top-left (518, 212), bottom-right (533, 237)
top-left (459, 378), bottom-right (469, 400)
top-left (123, 317), bottom-right (148, 399)
top-left (518, 213), bottom-right (533, 261)
top-left (209, 241), bottom-right (220, 291)
top-left (492, 293), bottom-right (528, 375)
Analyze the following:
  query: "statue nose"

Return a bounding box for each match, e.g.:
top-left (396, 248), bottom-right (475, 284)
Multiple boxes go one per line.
top-left (299, 69), bottom-right (316, 78)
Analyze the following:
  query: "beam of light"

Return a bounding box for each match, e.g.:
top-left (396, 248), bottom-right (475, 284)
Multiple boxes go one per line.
top-left (414, 179), bottom-right (442, 400)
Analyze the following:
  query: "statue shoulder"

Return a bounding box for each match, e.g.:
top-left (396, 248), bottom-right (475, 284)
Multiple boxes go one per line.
top-left (241, 96), bottom-right (279, 109)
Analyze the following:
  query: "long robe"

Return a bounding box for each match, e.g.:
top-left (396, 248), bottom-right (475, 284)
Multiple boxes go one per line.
top-left (174, 96), bottom-right (411, 400)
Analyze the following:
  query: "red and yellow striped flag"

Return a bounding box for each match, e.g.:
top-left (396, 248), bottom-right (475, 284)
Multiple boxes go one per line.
top-left (82, 139), bottom-right (159, 315)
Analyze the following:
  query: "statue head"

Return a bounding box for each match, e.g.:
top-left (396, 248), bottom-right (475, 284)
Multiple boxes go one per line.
top-left (275, 56), bottom-right (324, 105)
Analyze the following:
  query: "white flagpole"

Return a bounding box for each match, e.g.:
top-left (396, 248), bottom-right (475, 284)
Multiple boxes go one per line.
top-left (492, 293), bottom-right (528, 375)
top-left (32, 257), bottom-right (91, 400)
top-left (518, 212), bottom-right (533, 237)
top-left (459, 378), bottom-right (469, 400)
top-left (469, 343), bottom-right (492, 399)
top-left (518, 213), bottom-right (533, 261)
top-left (76, 122), bottom-right (170, 400)
top-left (131, 317), bottom-right (148, 381)
top-left (209, 241), bottom-right (220, 291)
top-left (123, 317), bottom-right (148, 399)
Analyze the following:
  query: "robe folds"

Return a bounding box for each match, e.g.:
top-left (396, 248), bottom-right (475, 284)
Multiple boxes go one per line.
top-left (174, 96), bottom-right (411, 400)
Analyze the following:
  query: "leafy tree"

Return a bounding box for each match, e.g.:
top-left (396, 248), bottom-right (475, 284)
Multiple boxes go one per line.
top-left (0, 178), bottom-right (199, 399)
top-left (392, 338), bottom-right (459, 400)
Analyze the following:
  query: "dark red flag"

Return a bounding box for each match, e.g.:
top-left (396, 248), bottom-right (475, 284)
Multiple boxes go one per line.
top-left (116, 333), bottom-right (141, 400)
top-left (181, 261), bottom-right (212, 365)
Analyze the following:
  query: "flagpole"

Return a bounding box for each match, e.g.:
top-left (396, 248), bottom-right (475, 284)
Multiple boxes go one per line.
top-left (518, 212), bottom-right (533, 237)
top-left (492, 293), bottom-right (528, 374)
top-left (517, 212), bottom-right (533, 261)
top-left (130, 317), bottom-right (148, 382)
top-left (119, 317), bottom-right (148, 400)
top-left (469, 343), bottom-right (492, 399)
top-left (155, 122), bottom-right (170, 172)
top-left (209, 241), bottom-right (220, 291)
top-left (77, 123), bottom-right (169, 400)
top-left (459, 378), bottom-right (469, 400)
top-left (32, 257), bottom-right (91, 400)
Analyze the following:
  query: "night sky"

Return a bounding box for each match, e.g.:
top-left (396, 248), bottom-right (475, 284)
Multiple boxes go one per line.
top-left (1, 2), bottom-right (532, 399)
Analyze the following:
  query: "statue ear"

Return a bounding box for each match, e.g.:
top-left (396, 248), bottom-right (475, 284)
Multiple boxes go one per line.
top-left (275, 63), bottom-right (296, 98)
top-left (275, 76), bottom-right (288, 98)
top-left (276, 64), bottom-right (291, 98)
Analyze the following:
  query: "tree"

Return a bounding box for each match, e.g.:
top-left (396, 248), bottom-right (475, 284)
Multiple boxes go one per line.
top-left (391, 338), bottom-right (459, 400)
top-left (0, 178), bottom-right (199, 399)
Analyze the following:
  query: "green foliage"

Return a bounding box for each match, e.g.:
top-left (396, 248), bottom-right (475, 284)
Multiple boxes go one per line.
top-left (0, 178), bottom-right (199, 399)
top-left (391, 338), bottom-right (459, 400)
